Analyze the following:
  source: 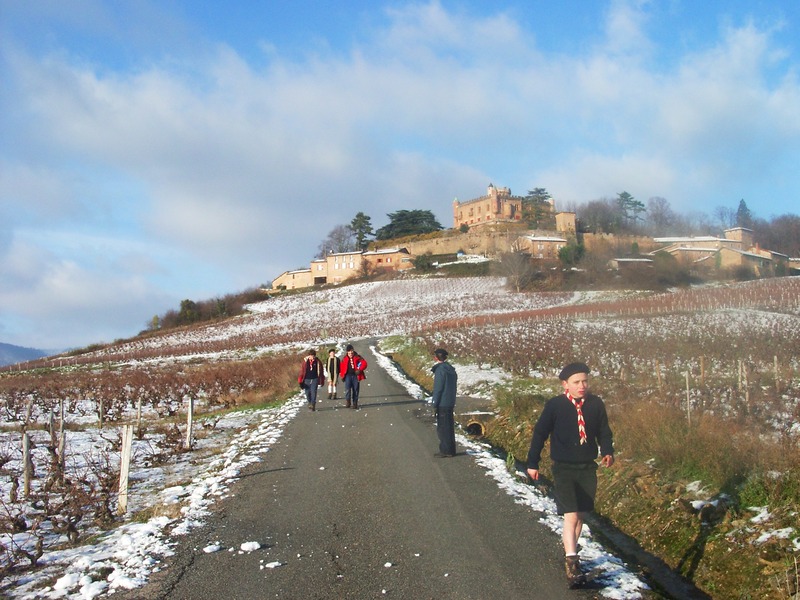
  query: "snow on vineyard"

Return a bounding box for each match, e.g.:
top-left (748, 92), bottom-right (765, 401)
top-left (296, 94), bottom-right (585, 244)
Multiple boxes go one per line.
top-left (2, 274), bottom-right (799, 599)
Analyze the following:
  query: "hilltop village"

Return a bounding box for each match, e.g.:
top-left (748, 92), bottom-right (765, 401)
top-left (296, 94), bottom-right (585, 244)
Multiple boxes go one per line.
top-left (272, 183), bottom-right (799, 290)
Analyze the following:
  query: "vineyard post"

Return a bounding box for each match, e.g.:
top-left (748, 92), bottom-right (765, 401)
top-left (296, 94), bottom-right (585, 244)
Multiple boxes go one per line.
top-left (744, 366), bottom-right (750, 415)
top-left (685, 371), bottom-right (691, 426)
top-left (118, 425), bottom-right (133, 515)
top-left (58, 397), bottom-right (66, 473)
top-left (22, 432), bottom-right (32, 498)
top-left (700, 356), bottom-right (705, 386)
top-left (98, 398), bottom-right (104, 430)
top-left (136, 397), bottom-right (143, 439)
top-left (774, 355), bottom-right (780, 392)
top-left (185, 397), bottom-right (194, 450)
top-left (655, 360), bottom-right (663, 392)
top-left (738, 360), bottom-right (743, 390)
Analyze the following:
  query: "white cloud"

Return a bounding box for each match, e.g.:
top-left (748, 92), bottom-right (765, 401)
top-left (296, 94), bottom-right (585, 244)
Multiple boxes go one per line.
top-left (1, 0), bottom-right (799, 348)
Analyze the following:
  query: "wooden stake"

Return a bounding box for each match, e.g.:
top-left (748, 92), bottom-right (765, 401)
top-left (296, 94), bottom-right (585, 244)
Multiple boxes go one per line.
top-left (185, 397), bottom-right (194, 450)
top-left (118, 425), bottom-right (133, 515)
top-left (23, 433), bottom-right (32, 498)
top-left (685, 371), bottom-right (691, 426)
top-left (700, 356), bottom-right (706, 386)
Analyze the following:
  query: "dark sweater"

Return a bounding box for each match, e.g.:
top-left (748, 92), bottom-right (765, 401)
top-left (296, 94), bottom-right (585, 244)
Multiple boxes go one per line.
top-left (526, 393), bottom-right (614, 470)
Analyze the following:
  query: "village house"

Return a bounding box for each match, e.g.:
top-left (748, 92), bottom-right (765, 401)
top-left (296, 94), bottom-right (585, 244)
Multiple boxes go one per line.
top-left (652, 227), bottom-right (787, 276)
top-left (272, 247), bottom-right (412, 289)
top-left (271, 268), bottom-right (314, 290)
top-left (511, 235), bottom-right (568, 260)
top-left (363, 247), bottom-right (414, 273)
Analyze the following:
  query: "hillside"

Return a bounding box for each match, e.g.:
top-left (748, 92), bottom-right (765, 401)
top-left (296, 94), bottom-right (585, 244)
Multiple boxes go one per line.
top-left (1, 275), bottom-right (798, 599)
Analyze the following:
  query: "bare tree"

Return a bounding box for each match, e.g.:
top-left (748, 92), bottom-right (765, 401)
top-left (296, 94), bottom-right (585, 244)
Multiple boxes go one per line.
top-left (646, 196), bottom-right (675, 236)
top-left (713, 205), bottom-right (737, 230)
top-left (498, 252), bottom-right (535, 292)
top-left (316, 225), bottom-right (357, 258)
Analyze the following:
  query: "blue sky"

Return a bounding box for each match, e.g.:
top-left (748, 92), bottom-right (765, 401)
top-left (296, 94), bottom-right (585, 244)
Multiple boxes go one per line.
top-left (1, 0), bottom-right (799, 351)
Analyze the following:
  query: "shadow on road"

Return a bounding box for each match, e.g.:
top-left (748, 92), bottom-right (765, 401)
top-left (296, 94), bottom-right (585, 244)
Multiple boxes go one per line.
top-left (235, 466), bottom-right (295, 480)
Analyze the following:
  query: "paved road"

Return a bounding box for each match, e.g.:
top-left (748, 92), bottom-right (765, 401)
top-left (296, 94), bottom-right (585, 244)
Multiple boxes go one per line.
top-left (126, 342), bottom-right (600, 599)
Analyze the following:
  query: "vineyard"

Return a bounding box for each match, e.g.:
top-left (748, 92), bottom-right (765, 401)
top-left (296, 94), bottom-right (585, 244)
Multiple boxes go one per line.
top-left (1, 274), bottom-right (799, 598)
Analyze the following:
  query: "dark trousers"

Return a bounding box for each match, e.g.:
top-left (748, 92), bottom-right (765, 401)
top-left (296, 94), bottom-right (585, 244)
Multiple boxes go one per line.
top-left (436, 408), bottom-right (456, 455)
top-left (343, 374), bottom-right (360, 405)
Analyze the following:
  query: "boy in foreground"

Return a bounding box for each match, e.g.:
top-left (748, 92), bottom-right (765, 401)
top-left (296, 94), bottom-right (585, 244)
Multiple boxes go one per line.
top-left (526, 362), bottom-right (614, 586)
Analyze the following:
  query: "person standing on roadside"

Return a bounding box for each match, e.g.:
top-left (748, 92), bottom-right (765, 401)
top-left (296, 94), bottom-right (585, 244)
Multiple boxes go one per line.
top-left (526, 362), bottom-right (614, 587)
top-left (431, 348), bottom-right (458, 457)
top-left (298, 349), bottom-right (325, 411)
top-left (325, 348), bottom-right (341, 400)
top-left (339, 344), bottom-right (367, 409)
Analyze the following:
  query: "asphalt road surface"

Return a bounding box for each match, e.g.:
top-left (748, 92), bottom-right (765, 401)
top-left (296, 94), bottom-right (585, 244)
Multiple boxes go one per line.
top-left (125, 342), bottom-right (603, 599)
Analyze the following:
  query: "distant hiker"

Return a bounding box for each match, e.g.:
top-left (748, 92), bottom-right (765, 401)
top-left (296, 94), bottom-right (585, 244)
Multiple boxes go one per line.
top-left (326, 348), bottom-right (341, 400)
top-left (339, 344), bottom-right (367, 409)
top-left (526, 362), bottom-right (614, 587)
top-left (298, 349), bottom-right (325, 411)
top-left (431, 348), bottom-right (457, 457)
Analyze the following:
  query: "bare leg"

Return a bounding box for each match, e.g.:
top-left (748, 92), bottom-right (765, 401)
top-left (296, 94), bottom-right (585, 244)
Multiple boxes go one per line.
top-left (562, 512), bottom-right (584, 555)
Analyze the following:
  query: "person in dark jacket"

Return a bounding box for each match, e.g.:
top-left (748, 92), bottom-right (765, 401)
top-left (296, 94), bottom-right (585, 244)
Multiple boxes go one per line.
top-left (298, 349), bottom-right (325, 411)
top-left (431, 348), bottom-right (458, 457)
top-left (339, 344), bottom-right (367, 409)
top-left (325, 348), bottom-right (341, 400)
top-left (526, 362), bottom-right (614, 586)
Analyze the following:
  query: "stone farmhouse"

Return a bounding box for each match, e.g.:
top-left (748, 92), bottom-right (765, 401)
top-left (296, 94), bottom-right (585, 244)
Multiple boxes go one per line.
top-left (652, 227), bottom-right (790, 276)
top-left (511, 235), bottom-right (568, 260)
top-left (272, 247), bottom-right (413, 290)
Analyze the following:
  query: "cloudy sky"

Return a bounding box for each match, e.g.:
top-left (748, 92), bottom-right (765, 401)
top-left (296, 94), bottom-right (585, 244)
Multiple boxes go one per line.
top-left (1, 0), bottom-right (799, 351)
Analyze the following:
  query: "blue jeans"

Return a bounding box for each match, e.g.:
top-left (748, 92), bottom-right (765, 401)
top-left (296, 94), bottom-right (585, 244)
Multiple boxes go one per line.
top-left (304, 378), bottom-right (319, 406)
top-left (343, 374), bottom-right (360, 406)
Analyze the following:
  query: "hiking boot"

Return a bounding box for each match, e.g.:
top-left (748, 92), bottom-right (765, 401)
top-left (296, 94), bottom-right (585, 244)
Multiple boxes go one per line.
top-left (565, 556), bottom-right (584, 586)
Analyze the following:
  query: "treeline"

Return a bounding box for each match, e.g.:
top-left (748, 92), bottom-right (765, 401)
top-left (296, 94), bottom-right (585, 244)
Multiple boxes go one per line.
top-left (152, 288), bottom-right (267, 332)
top-left (568, 194), bottom-right (800, 257)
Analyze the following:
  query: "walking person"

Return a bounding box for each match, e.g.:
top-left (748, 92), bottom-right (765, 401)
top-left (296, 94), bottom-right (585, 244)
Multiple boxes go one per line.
top-left (325, 348), bottom-right (341, 400)
top-left (526, 362), bottom-right (614, 587)
top-left (339, 344), bottom-right (367, 409)
top-left (431, 348), bottom-right (457, 457)
top-left (298, 349), bottom-right (325, 411)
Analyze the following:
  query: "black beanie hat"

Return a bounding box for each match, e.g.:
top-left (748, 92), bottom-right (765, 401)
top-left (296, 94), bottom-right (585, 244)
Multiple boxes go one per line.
top-left (559, 362), bottom-right (590, 381)
top-left (434, 348), bottom-right (448, 361)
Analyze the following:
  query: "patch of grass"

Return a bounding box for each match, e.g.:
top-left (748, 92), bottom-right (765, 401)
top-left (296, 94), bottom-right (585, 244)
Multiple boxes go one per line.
top-left (130, 501), bottom-right (186, 524)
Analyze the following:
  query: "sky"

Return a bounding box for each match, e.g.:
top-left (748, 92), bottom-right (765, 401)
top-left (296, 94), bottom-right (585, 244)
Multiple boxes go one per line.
top-left (1, 0), bottom-right (799, 351)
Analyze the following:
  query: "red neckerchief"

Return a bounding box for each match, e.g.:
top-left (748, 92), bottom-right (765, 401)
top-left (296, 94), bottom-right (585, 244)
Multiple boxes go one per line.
top-left (566, 392), bottom-right (587, 445)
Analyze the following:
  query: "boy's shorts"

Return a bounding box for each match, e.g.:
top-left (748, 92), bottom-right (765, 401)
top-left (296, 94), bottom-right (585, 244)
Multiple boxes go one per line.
top-left (552, 461), bottom-right (598, 514)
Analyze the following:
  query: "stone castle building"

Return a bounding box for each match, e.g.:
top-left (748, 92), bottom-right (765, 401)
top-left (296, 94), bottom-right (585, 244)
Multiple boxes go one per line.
top-left (452, 184), bottom-right (525, 228)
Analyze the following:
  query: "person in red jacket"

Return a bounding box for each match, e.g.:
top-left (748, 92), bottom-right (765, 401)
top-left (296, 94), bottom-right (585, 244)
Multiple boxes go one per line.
top-left (338, 344), bottom-right (367, 409)
top-left (298, 349), bottom-right (325, 411)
